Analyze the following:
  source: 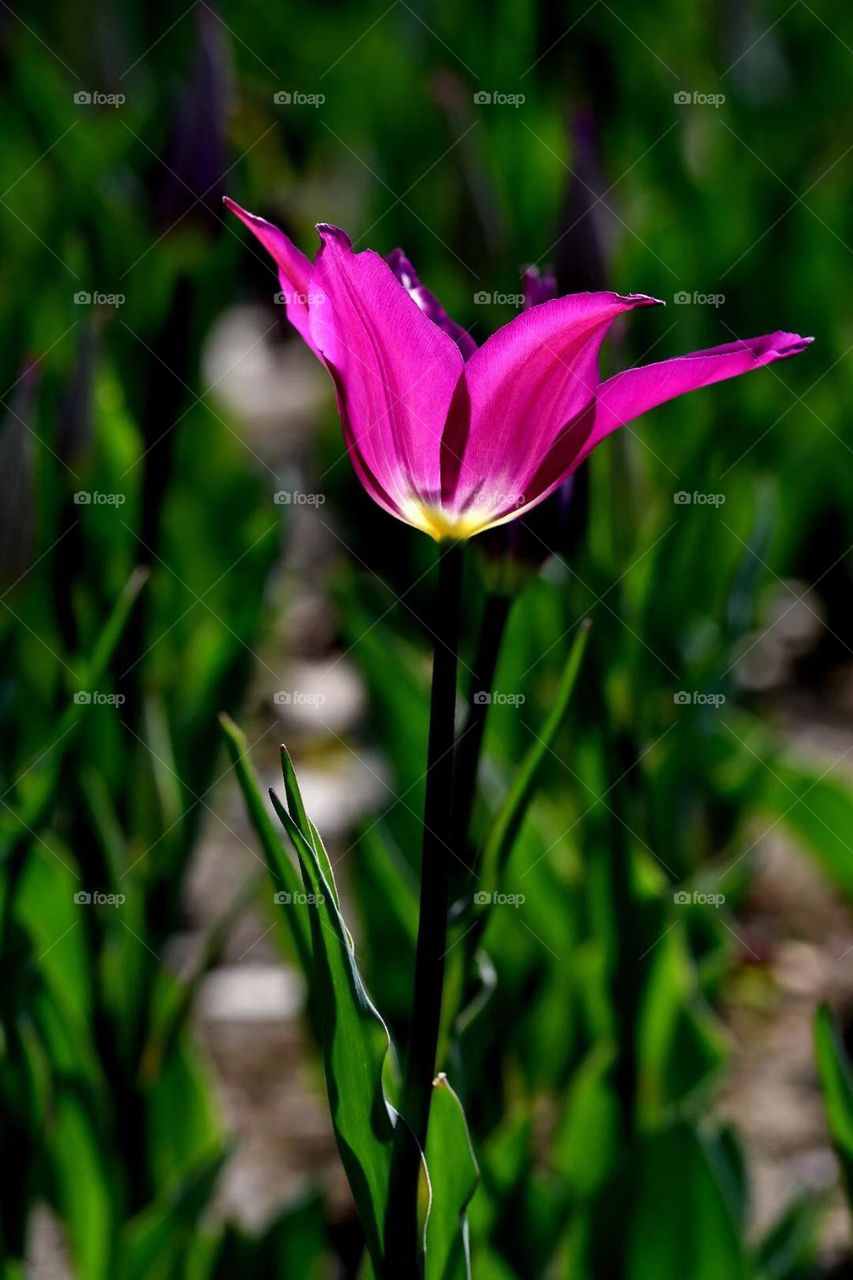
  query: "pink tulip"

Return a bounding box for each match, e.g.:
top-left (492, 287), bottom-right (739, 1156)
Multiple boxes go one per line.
top-left (225, 198), bottom-right (812, 541)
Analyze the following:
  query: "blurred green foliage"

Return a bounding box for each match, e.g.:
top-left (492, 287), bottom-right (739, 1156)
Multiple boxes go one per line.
top-left (1, 0), bottom-right (852, 1277)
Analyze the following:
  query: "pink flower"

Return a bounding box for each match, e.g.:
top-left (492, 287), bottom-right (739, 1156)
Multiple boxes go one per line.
top-left (225, 198), bottom-right (812, 542)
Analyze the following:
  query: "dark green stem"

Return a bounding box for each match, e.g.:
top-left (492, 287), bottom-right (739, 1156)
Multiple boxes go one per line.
top-left (451, 590), bottom-right (513, 862)
top-left (384, 540), bottom-right (465, 1277)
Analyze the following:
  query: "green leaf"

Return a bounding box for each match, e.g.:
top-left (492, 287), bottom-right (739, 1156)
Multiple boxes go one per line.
top-left (425, 1074), bottom-right (479, 1280)
top-left (1, 566), bottom-right (148, 867)
top-left (52, 1086), bottom-right (116, 1280)
top-left (118, 1148), bottom-right (226, 1280)
top-left (624, 1122), bottom-right (748, 1280)
top-left (269, 750), bottom-right (400, 1272)
top-left (814, 1004), bottom-right (853, 1207)
top-left (767, 758), bottom-right (853, 899)
top-left (552, 1042), bottom-right (619, 1199)
top-left (753, 1193), bottom-right (822, 1280)
top-left (140, 871), bottom-right (262, 1083)
top-left (480, 619), bottom-right (591, 895)
top-left (219, 715), bottom-right (311, 972)
top-left (203, 1192), bottom-right (329, 1279)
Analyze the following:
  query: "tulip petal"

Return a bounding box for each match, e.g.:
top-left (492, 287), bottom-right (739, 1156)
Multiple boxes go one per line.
top-left (577, 331), bottom-right (814, 465)
top-left (441, 291), bottom-right (661, 524)
top-left (223, 197), bottom-right (320, 355)
top-left (386, 249), bottom-right (478, 360)
top-left (309, 226), bottom-right (465, 526)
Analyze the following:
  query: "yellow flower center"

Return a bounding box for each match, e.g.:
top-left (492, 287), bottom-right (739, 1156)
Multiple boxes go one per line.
top-left (400, 499), bottom-right (496, 542)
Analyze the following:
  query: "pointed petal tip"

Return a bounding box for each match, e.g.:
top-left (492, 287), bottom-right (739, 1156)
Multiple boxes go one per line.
top-left (315, 222), bottom-right (354, 251)
top-left (628, 293), bottom-right (665, 307)
top-left (222, 195), bottom-right (251, 219)
top-left (784, 333), bottom-right (814, 353)
top-left (222, 196), bottom-right (271, 232)
top-left (745, 330), bottom-right (814, 359)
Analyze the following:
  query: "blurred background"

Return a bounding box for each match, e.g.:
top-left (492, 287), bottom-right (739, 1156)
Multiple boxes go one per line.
top-left (1, 1), bottom-right (852, 1276)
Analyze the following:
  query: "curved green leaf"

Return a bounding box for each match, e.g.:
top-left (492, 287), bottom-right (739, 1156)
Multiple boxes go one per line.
top-left (218, 715), bottom-right (311, 973)
top-left (814, 1003), bottom-right (853, 1207)
top-left (270, 749), bottom-right (402, 1273)
top-left (425, 1074), bottom-right (479, 1280)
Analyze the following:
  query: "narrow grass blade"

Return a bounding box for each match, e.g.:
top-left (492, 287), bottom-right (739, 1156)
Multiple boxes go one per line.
top-left (480, 618), bottom-right (591, 895)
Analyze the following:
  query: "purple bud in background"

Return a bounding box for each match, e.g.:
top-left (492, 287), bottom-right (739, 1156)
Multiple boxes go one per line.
top-left (521, 264), bottom-right (558, 310)
top-left (480, 109), bottom-right (609, 586)
top-left (156, 5), bottom-right (232, 231)
top-left (479, 264), bottom-right (571, 586)
top-left (553, 109), bottom-right (612, 297)
top-left (387, 248), bottom-right (478, 360)
top-left (58, 322), bottom-right (97, 465)
top-left (0, 361), bottom-right (37, 588)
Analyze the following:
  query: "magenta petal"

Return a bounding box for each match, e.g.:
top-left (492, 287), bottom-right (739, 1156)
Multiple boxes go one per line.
top-left (309, 225), bottom-right (465, 525)
top-left (576, 330), bottom-right (814, 466)
top-left (386, 248), bottom-right (478, 361)
top-left (223, 197), bottom-right (320, 356)
top-left (441, 291), bottom-right (661, 525)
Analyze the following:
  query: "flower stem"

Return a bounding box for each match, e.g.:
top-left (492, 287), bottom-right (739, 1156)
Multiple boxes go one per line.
top-left (384, 539), bottom-right (465, 1277)
top-left (452, 589), bottom-right (513, 861)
